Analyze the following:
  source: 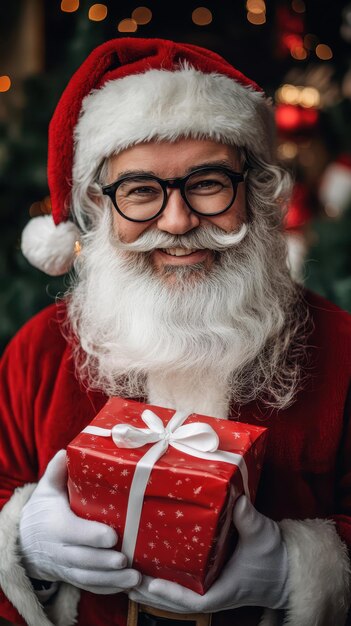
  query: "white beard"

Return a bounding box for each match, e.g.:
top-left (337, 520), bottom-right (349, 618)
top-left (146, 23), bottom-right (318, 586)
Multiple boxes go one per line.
top-left (67, 209), bottom-right (304, 417)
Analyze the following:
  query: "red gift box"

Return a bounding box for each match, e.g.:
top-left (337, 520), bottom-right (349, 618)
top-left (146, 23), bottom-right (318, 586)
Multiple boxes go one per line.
top-left (67, 397), bottom-right (267, 594)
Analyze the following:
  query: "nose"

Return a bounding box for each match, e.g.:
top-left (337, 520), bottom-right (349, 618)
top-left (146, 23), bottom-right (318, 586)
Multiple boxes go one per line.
top-left (155, 188), bottom-right (200, 235)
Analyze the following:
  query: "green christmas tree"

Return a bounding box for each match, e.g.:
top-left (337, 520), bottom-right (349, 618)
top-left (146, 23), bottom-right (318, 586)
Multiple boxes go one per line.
top-left (0, 4), bottom-right (104, 352)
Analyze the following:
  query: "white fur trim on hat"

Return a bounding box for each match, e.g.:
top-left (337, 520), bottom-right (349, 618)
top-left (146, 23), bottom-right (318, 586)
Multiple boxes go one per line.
top-left (73, 65), bottom-right (275, 188)
top-left (21, 215), bottom-right (80, 276)
top-left (0, 484), bottom-right (80, 626)
top-left (259, 518), bottom-right (351, 626)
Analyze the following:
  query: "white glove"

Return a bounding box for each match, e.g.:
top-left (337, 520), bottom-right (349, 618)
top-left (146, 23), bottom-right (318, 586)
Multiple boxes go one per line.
top-left (129, 495), bottom-right (289, 612)
top-left (19, 450), bottom-right (141, 594)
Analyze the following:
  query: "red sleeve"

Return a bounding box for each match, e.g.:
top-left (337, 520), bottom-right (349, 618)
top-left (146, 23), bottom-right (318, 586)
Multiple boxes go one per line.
top-left (0, 323), bottom-right (39, 508)
top-left (0, 305), bottom-right (61, 623)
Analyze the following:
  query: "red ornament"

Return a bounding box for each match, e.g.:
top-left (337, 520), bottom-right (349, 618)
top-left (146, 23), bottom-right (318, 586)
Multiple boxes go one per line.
top-left (276, 104), bottom-right (319, 134)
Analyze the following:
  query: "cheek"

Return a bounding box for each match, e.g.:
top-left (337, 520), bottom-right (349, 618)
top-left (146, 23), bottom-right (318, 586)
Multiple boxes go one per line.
top-left (210, 188), bottom-right (247, 233)
top-left (112, 210), bottom-right (149, 243)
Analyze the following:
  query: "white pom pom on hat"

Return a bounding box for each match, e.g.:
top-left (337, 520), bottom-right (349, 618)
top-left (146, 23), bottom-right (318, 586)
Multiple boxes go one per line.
top-left (21, 215), bottom-right (80, 277)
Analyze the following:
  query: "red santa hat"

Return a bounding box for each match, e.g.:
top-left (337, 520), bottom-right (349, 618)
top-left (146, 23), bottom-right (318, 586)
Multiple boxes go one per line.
top-left (21, 37), bottom-right (274, 276)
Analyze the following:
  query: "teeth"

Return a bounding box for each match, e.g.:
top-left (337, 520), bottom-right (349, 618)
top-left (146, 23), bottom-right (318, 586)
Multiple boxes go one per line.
top-left (162, 248), bottom-right (198, 257)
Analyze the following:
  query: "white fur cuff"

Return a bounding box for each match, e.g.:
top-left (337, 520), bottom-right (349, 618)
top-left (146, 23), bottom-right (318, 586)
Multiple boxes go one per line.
top-left (260, 518), bottom-right (351, 626)
top-left (0, 484), bottom-right (80, 626)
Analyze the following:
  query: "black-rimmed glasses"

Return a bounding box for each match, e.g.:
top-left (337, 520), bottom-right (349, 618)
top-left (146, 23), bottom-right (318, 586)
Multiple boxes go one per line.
top-left (101, 166), bottom-right (245, 223)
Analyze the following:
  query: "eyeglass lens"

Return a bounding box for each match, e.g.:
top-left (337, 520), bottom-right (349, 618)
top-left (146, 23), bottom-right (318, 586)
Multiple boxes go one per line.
top-left (115, 169), bottom-right (235, 221)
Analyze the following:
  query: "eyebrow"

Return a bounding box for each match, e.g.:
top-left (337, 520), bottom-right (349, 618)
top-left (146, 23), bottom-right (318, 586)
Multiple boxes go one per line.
top-left (114, 159), bottom-right (236, 180)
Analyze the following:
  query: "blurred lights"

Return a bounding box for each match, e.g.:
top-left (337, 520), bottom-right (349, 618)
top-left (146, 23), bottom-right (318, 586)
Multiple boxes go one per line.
top-left (132, 7), bottom-right (152, 25)
top-left (275, 104), bottom-right (318, 132)
top-left (290, 45), bottom-right (307, 60)
top-left (246, 0), bottom-right (265, 14)
top-left (88, 4), bottom-right (107, 21)
top-left (278, 142), bottom-right (298, 160)
top-left (276, 105), bottom-right (301, 130)
top-left (291, 0), bottom-right (305, 13)
top-left (300, 87), bottom-right (320, 108)
top-left (0, 75), bottom-right (11, 92)
top-left (118, 18), bottom-right (138, 32)
top-left (276, 84), bottom-right (320, 109)
top-left (61, 0), bottom-right (79, 12)
top-left (316, 44), bottom-right (333, 60)
top-left (247, 11), bottom-right (266, 24)
top-left (246, 0), bottom-right (266, 25)
top-left (278, 84), bottom-right (300, 105)
top-left (192, 7), bottom-right (213, 26)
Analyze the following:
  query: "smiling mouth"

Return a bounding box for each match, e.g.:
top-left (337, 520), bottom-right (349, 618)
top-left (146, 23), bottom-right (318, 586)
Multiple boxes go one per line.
top-left (160, 247), bottom-right (200, 257)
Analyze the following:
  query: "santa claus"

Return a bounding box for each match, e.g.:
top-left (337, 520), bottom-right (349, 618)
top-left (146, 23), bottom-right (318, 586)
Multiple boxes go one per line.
top-left (0, 38), bottom-right (350, 626)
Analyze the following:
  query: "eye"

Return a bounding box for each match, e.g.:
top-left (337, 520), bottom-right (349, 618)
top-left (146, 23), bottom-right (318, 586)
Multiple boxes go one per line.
top-left (118, 179), bottom-right (162, 200)
top-left (127, 185), bottom-right (159, 196)
top-left (187, 178), bottom-right (226, 195)
top-left (192, 179), bottom-right (222, 189)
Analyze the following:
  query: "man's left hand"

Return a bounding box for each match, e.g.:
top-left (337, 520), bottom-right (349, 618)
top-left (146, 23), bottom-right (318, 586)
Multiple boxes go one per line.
top-left (129, 495), bottom-right (289, 613)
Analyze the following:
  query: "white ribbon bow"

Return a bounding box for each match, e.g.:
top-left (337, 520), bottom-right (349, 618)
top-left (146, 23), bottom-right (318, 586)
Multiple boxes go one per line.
top-left (83, 409), bottom-right (249, 564)
top-left (111, 409), bottom-right (220, 454)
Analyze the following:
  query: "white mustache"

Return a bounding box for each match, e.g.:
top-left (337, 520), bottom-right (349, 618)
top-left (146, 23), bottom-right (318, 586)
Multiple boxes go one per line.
top-left (114, 223), bottom-right (249, 253)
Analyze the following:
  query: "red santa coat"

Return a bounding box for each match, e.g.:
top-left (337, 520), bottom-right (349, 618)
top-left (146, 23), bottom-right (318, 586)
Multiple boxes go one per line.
top-left (0, 290), bottom-right (350, 626)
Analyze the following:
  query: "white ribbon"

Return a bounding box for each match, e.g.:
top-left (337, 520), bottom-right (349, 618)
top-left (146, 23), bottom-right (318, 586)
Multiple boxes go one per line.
top-left (83, 409), bottom-right (249, 564)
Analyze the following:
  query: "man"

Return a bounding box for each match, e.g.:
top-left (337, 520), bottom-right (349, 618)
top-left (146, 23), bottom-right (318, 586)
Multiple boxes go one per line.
top-left (0, 37), bottom-right (350, 626)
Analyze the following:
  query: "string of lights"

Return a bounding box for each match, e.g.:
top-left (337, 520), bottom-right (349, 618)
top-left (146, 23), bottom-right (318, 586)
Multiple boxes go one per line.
top-left (0, 3), bottom-right (338, 97)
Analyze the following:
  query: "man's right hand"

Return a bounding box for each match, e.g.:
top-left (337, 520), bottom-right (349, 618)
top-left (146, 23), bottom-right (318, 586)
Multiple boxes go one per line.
top-left (19, 449), bottom-right (141, 594)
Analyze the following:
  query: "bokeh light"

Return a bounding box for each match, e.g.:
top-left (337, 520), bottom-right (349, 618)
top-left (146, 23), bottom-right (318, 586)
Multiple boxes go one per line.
top-left (88, 4), bottom-right (107, 21)
top-left (316, 44), bottom-right (333, 60)
top-left (246, 0), bottom-right (266, 15)
top-left (277, 84), bottom-right (300, 105)
top-left (0, 76), bottom-right (11, 92)
top-left (299, 87), bottom-right (320, 108)
top-left (132, 7), bottom-right (152, 25)
top-left (278, 142), bottom-right (298, 160)
top-left (291, 45), bottom-right (307, 60)
top-left (276, 84), bottom-right (321, 109)
top-left (61, 0), bottom-right (79, 12)
top-left (192, 7), bottom-right (213, 26)
top-left (118, 18), bottom-right (138, 32)
top-left (291, 0), bottom-right (305, 13)
top-left (247, 11), bottom-right (266, 24)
